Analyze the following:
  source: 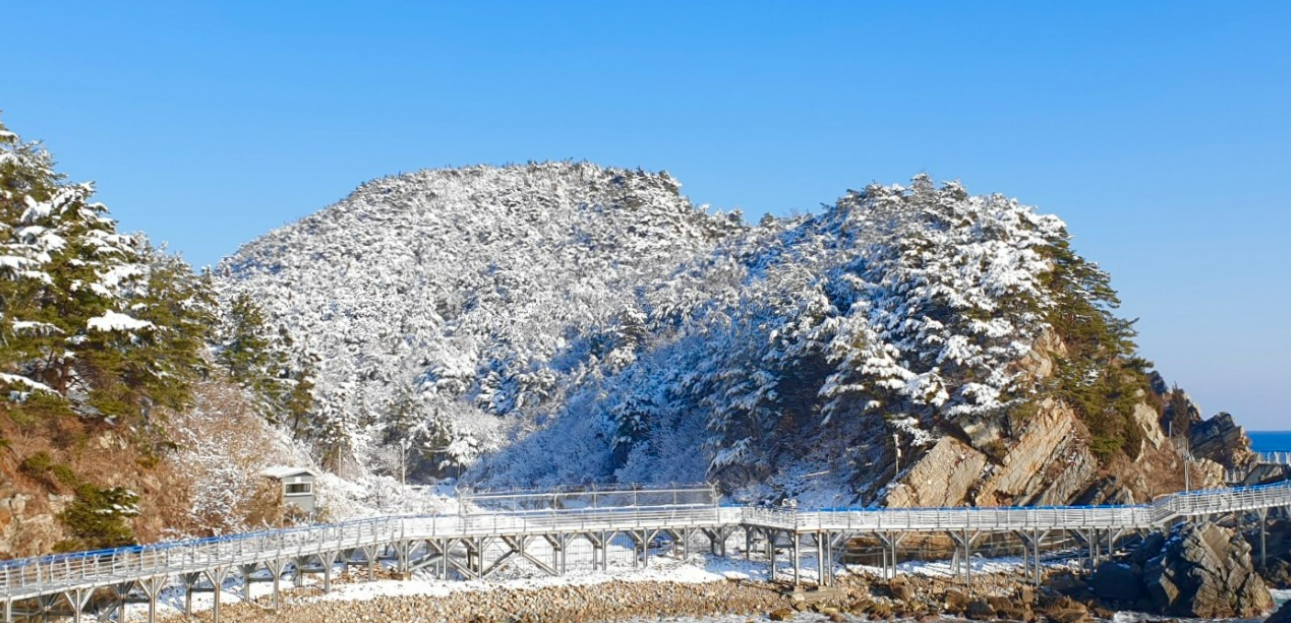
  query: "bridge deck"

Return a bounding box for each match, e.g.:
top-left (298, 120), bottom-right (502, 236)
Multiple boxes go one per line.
top-left (2, 480), bottom-right (1289, 620)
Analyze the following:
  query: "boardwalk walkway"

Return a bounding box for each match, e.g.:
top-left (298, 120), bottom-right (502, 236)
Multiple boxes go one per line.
top-left (2, 480), bottom-right (1290, 622)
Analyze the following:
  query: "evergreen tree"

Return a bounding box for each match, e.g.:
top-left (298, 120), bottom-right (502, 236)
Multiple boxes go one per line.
top-left (214, 292), bottom-right (311, 425)
top-left (0, 115), bottom-right (211, 431)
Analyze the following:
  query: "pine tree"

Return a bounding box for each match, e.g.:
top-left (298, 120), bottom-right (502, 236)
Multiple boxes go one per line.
top-left (214, 292), bottom-right (297, 423)
top-left (0, 115), bottom-right (211, 431)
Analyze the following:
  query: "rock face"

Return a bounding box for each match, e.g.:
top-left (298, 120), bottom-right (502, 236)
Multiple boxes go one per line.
top-left (1135, 522), bottom-right (1273, 617)
top-left (973, 398), bottom-right (1100, 507)
top-left (1189, 411), bottom-right (1256, 470)
top-left (886, 437), bottom-right (987, 508)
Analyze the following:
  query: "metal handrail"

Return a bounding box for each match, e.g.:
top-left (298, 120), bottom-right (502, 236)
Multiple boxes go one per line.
top-left (2, 479), bottom-right (1289, 599)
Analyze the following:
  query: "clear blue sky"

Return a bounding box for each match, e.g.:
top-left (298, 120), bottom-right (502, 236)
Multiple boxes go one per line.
top-left (4, 2), bottom-right (1289, 430)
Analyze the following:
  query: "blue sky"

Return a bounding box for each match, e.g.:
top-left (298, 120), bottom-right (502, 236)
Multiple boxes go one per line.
top-left (4, 2), bottom-right (1289, 429)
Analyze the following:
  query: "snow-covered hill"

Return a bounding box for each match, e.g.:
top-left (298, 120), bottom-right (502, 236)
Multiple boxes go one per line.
top-left (218, 164), bottom-right (1204, 507)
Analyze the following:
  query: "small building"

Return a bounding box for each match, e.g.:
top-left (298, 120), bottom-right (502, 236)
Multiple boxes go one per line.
top-left (260, 466), bottom-right (318, 514)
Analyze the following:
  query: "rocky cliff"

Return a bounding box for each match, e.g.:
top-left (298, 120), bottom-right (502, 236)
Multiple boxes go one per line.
top-left (1092, 521), bottom-right (1274, 618)
top-left (885, 330), bottom-right (1236, 509)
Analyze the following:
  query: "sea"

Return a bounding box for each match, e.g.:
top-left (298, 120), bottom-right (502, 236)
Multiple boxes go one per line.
top-left (1250, 430), bottom-right (1291, 454)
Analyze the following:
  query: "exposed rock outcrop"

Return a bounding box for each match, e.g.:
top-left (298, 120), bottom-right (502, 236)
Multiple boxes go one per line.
top-left (884, 324), bottom-right (1246, 512)
top-left (973, 398), bottom-right (1099, 507)
top-left (1189, 412), bottom-right (1257, 470)
top-left (886, 437), bottom-right (987, 508)
top-left (1134, 522), bottom-right (1273, 617)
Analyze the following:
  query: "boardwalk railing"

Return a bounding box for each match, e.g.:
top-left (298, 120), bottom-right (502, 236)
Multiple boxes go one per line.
top-left (1258, 451), bottom-right (1291, 466)
top-left (2, 479), bottom-right (1290, 606)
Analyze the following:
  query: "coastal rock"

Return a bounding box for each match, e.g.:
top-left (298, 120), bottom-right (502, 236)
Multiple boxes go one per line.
top-left (886, 436), bottom-right (987, 508)
top-left (1091, 561), bottom-right (1143, 602)
top-left (1138, 521), bottom-right (1273, 617)
top-left (1041, 596), bottom-right (1093, 623)
top-left (768, 608), bottom-right (795, 621)
top-left (1189, 412), bottom-right (1256, 470)
top-left (973, 398), bottom-right (1098, 507)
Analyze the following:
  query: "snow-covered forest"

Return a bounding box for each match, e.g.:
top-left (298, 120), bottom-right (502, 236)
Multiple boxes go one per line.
top-left (219, 163), bottom-right (1151, 505)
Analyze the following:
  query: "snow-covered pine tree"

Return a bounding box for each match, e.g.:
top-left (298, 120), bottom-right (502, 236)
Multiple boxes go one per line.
top-left (0, 115), bottom-right (210, 430)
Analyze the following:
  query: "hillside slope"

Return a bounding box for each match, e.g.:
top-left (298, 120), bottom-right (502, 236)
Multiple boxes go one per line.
top-left (218, 165), bottom-right (1251, 507)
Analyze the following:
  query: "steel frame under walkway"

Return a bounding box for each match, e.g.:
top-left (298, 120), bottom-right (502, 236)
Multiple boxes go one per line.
top-left (2, 480), bottom-right (1289, 622)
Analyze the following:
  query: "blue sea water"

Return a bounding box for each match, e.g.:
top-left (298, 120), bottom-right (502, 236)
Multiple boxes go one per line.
top-left (1249, 431), bottom-right (1291, 453)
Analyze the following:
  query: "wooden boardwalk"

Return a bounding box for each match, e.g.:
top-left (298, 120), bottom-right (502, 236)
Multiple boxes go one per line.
top-left (2, 479), bottom-right (1289, 622)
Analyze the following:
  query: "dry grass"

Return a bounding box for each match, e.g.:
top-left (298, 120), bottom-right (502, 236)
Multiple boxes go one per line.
top-left (0, 375), bottom-right (296, 558)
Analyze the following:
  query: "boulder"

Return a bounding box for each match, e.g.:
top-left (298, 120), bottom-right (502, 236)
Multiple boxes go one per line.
top-left (889, 577), bottom-right (915, 602)
top-left (1138, 521), bottom-right (1274, 617)
top-left (1042, 597), bottom-right (1093, 623)
top-left (1092, 561), bottom-right (1143, 602)
top-left (943, 588), bottom-right (970, 613)
top-left (965, 598), bottom-right (996, 620)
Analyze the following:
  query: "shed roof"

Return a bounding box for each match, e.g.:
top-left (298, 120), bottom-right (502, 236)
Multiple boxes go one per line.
top-left (260, 466), bottom-right (318, 480)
